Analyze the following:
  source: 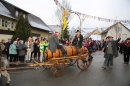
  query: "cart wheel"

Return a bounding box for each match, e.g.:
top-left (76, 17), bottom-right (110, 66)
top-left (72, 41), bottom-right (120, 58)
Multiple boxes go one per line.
top-left (51, 61), bottom-right (66, 76)
top-left (68, 59), bottom-right (77, 66)
top-left (77, 53), bottom-right (91, 70)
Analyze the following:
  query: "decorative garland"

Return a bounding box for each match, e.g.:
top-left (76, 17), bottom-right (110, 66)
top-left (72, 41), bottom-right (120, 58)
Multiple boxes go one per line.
top-left (54, 0), bottom-right (130, 24)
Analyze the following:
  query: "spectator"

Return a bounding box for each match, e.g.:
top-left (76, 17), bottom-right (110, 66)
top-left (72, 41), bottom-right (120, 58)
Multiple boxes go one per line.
top-left (5, 39), bottom-right (12, 60)
top-left (0, 39), bottom-right (6, 57)
top-left (18, 40), bottom-right (26, 63)
top-left (84, 38), bottom-right (89, 49)
top-left (44, 37), bottom-right (49, 50)
top-left (1, 39), bottom-right (6, 57)
top-left (123, 38), bottom-right (130, 64)
top-left (9, 41), bottom-right (17, 62)
top-left (25, 37), bottom-right (33, 62)
top-left (119, 41), bottom-right (124, 54)
top-left (33, 39), bottom-right (39, 61)
top-left (39, 39), bottom-right (45, 62)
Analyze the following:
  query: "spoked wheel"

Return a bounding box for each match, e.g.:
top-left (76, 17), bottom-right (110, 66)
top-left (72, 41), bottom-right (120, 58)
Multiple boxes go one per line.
top-left (68, 59), bottom-right (77, 66)
top-left (51, 61), bottom-right (66, 76)
top-left (77, 52), bottom-right (91, 70)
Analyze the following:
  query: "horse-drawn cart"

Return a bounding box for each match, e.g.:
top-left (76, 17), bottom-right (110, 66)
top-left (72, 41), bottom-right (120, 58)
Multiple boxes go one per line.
top-left (29, 46), bottom-right (93, 76)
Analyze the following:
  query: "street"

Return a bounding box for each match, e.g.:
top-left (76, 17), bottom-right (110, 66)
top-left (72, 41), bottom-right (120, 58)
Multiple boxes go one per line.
top-left (0, 51), bottom-right (130, 86)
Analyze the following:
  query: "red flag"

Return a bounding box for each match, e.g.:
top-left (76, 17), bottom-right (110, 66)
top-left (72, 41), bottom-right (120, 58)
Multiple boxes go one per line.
top-left (54, 0), bottom-right (58, 5)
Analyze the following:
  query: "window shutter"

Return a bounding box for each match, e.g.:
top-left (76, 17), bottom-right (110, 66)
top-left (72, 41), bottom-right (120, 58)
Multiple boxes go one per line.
top-left (12, 22), bottom-right (13, 28)
top-left (5, 21), bottom-right (7, 27)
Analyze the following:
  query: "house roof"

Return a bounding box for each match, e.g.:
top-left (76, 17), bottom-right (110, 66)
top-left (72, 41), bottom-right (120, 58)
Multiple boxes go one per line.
top-left (28, 14), bottom-right (51, 32)
top-left (48, 25), bottom-right (62, 33)
top-left (101, 22), bottom-right (130, 34)
top-left (0, 0), bottom-right (51, 32)
top-left (0, 2), bottom-right (16, 19)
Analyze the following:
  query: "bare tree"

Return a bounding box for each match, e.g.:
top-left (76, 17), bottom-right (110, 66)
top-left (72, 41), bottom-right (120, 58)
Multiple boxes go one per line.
top-left (52, 0), bottom-right (73, 26)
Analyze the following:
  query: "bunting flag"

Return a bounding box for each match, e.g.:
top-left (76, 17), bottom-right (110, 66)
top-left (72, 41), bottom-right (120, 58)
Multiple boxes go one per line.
top-left (53, 0), bottom-right (130, 24)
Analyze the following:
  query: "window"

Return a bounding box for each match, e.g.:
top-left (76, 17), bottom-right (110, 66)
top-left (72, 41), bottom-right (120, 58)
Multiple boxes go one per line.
top-left (2, 19), bottom-right (4, 27)
top-left (15, 11), bottom-right (19, 17)
top-left (122, 34), bottom-right (127, 38)
top-left (0, 18), bottom-right (2, 26)
top-left (23, 14), bottom-right (26, 18)
top-left (117, 27), bottom-right (122, 31)
top-left (6, 21), bottom-right (12, 30)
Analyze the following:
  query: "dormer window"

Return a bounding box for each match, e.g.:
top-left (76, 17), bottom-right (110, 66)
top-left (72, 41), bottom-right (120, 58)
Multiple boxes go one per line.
top-left (15, 10), bottom-right (19, 17)
top-left (6, 21), bottom-right (11, 28)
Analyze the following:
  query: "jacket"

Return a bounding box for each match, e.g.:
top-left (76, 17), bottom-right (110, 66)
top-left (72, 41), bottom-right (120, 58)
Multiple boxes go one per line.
top-left (18, 44), bottom-right (26, 56)
top-left (34, 43), bottom-right (39, 52)
top-left (9, 44), bottom-right (17, 55)
top-left (123, 42), bottom-right (130, 54)
top-left (104, 41), bottom-right (118, 57)
top-left (5, 42), bottom-right (12, 54)
top-left (72, 34), bottom-right (83, 48)
top-left (0, 42), bottom-right (5, 56)
top-left (39, 42), bottom-right (44, 52)
top-left (25, 41), bottom-right (34, 52)
top-left (48, 34), bottom-right (59, 53)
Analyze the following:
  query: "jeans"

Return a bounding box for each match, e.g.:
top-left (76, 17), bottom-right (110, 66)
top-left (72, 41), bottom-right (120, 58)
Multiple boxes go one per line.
top-left (25, 51), bottom-right (31, 61)
top-left (103, 54), bottom-right (113, 66)
top-left (40, 52), bottom-right (43, 62)
top-left (124, 53), bottom-right (130, 63)
top-left (57, 45), bottom-right (67, 56)
top-left (10, 54), bottom-right (17, 62)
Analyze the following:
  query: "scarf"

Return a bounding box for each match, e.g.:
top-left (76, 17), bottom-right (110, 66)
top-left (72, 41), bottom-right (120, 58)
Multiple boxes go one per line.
top-left (21, 44), bottom-right (25, 49)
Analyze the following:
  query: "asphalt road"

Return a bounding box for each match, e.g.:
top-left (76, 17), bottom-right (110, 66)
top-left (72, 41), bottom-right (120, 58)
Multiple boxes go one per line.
top-left (0, 51), bottom-right (130, 86)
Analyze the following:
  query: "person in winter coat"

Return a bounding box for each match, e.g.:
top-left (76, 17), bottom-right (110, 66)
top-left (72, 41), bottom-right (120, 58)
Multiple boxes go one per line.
top-left (5, 39), bottom-right (12, 60)
top-left (18, 40), bottom-right (26, 62)
top-left (9, 41), bottom-right (17, 62)
top-left (33, 39), bottom-right (39, 61)
top-left (72, 30), bottom-right (83, 54)
top-left (123, 38), bottom-right (130, 64)
top-left (48, 31), bottom-right (67, 57)
top-left (84, 38), bottom-right (89, 49)
top-left (25, 37), bottom-right (33, 62)
top-left (0, 39), bottom-right (6, 57)
top-left (39, 39), bottom-right (45, 62)
top-left (102, 34), bottom-right (121, 69)
top-left (1, 39), bottom-right (6, 57)
top-left (119, 41), bottom-right (124, 54)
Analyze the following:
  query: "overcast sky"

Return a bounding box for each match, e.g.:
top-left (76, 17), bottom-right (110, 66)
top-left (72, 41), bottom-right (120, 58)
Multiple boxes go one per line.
top-left (5, 0), bottom-right (130, 30)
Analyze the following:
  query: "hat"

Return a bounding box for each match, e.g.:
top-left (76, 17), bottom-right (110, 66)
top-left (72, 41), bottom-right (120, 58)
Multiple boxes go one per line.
top-left (54, 29), bottom-right (60, 33)
top-left (108, 36), bottom-right (113, 38)
top-left (76, 30), bottom-right (80, 33)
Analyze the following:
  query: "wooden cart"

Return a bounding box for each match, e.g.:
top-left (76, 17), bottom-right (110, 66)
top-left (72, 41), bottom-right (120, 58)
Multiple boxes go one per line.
top-left (29, 46), bottom-right (93, 76)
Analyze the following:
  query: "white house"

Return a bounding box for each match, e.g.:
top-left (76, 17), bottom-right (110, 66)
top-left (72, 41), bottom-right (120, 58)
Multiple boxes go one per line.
top-left (101, 22), bottom-right (130, 41)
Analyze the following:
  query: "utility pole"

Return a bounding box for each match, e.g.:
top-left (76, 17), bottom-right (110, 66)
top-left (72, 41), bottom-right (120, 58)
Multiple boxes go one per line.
top-left (75, 13), bottom-right (86, 32)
